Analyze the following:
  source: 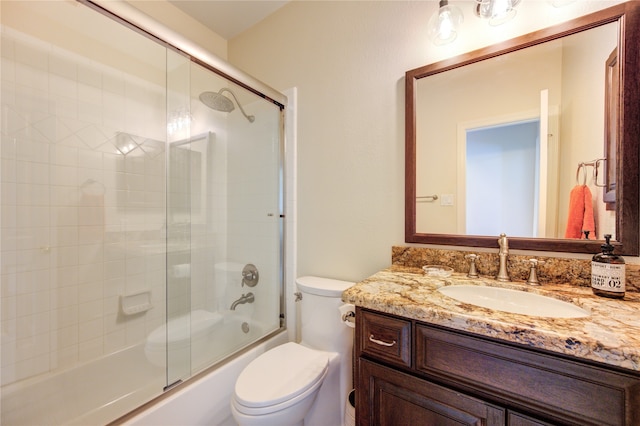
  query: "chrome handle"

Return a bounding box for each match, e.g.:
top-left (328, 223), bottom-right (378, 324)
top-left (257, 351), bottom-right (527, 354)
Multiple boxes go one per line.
top-left (369, 334), bottom-right (396, 347)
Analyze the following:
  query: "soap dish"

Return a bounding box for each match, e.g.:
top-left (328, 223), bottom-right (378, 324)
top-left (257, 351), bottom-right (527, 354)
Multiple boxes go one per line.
top-left (422, 265), bottom-right (454, 277)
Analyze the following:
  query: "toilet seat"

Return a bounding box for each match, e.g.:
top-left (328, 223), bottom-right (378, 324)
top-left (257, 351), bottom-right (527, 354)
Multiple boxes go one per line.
top-left (233, 342), bottom-right (329, 414)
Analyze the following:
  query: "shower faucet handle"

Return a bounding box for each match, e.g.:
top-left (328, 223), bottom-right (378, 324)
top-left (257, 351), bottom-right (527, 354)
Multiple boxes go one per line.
top-left (241, 264), bottom-right (259, 287)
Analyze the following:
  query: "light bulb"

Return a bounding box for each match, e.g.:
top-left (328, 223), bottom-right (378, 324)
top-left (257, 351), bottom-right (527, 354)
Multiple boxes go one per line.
top-left (427, 0), bottom-right (464, 46)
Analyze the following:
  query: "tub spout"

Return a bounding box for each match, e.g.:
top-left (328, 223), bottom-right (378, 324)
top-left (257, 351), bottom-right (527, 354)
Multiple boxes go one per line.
top-left (230, 292), bottom-right (255, 310)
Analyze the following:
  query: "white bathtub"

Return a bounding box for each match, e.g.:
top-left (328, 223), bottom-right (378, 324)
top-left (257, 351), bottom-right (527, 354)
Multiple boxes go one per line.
top-left (0, 316), bottom-right (286, 426)
top-left (124, 331), bottom-right (288, 426)
top-left (0, 344), bottom-right (165, 426)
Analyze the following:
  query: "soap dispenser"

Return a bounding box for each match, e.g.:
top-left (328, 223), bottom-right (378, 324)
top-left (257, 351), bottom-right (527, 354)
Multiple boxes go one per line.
top-left (591, 234), bottom-right (625, 299)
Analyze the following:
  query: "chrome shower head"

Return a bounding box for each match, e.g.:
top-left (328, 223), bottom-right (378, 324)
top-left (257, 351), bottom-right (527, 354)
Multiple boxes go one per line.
top-left (199, 88), bottom-right (255, 123)
top-left (199, 91), bottom-right (235, 113)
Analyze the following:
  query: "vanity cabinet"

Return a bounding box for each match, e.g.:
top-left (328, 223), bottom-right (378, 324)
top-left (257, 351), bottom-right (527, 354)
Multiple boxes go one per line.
top-left (356, 308), bottom-right (640, 426)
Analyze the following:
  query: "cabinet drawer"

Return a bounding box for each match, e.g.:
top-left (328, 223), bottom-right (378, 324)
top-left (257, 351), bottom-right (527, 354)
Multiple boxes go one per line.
top-left (416, 325), bottom-right (640, 426)
top-left (358, 309), bottom-right (411, 368)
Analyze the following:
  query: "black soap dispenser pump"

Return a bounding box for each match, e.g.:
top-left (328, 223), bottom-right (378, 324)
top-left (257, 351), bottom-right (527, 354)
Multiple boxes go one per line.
top-left (591, 234), bottom-right (625, 299)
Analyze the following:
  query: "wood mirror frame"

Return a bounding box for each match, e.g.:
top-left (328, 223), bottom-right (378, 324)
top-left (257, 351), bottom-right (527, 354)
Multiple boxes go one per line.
top-left (405, 2), bottom-right (640, 255)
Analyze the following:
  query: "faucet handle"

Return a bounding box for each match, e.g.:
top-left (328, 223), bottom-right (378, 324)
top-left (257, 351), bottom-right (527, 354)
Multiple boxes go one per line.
top-left (465, 254), bottom-right (479, 278)
top-left (525, 258), bottom-right (546, 286)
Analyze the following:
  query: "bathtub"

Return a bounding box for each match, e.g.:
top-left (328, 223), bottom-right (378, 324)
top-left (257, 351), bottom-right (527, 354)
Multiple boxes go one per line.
top-left (124, 330), bottom-right (288, 426)
top-left (0, 344), bottom-right (165, 426)
top-left (0, 315), bottom-right (286, 426)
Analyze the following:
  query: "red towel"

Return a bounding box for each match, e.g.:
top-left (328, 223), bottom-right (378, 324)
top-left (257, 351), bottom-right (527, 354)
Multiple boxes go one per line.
top-left (564, 185), bottom-right (596, 239)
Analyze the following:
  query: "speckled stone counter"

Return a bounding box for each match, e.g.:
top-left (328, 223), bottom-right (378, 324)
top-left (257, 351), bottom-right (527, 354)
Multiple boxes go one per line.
top-left (342, 265), bottom-right (640, 372)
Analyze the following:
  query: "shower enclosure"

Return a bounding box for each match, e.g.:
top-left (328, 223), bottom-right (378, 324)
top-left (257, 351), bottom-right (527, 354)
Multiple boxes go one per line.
top-left (0, 1), bottom-right (286, 424)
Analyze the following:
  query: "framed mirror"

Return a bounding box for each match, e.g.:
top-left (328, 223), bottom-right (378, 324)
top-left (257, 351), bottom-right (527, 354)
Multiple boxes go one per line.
top-left (405, 2), bottom-right (639, 255)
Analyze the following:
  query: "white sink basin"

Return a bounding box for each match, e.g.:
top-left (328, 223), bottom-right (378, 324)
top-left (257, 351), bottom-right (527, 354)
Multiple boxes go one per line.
top-left (438, 285), bottom-right (589, 318)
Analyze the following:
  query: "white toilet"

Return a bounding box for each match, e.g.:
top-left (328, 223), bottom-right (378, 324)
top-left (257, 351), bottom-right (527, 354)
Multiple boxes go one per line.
top-left (231, 276), bottom-right (354, 426)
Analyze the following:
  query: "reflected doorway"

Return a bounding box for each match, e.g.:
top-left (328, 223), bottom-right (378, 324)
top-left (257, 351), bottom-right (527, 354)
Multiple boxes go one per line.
top-left (465, 120), bottom-right (540, 237)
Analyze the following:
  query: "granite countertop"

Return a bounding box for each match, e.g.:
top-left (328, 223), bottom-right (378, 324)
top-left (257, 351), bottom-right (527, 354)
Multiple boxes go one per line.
top-left (342, 266), bottom-right (640, 372)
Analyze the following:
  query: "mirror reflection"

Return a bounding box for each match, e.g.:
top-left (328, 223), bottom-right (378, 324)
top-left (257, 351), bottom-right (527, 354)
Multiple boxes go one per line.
top-left (415, 22), bottom-right (617, 240)
top-left (406, 2), bottom-right (640, 255)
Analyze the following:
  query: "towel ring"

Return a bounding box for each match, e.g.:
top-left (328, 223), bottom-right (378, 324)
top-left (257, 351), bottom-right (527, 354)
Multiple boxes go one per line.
top-left (575, 163), bottom-right (588, 185)
top-left (575, 159), bottom-right (604, 186)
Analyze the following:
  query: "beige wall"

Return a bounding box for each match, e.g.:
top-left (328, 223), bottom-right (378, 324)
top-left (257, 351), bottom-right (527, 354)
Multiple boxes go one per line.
top-left (126, 0), bottom-right (227, 59)
top-left (227, 0), bottom-right (631, 281)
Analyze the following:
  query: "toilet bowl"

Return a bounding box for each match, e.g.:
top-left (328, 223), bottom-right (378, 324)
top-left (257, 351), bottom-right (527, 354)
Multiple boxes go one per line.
top-left (231, 276), bottom-right (354, 426)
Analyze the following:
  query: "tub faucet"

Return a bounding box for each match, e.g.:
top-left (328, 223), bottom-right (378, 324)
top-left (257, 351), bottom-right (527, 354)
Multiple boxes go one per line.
top-left (496, 233), bottom-right (511, 282)
top-left (230, 292), bottom-right (255, 310)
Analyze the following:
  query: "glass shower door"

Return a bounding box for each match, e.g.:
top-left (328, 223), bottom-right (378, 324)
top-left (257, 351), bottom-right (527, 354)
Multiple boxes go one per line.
top-left (164, 59), bottom-right (284, 383)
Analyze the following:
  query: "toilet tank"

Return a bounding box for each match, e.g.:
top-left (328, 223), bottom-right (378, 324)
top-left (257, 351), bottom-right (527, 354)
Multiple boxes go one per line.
top-left (296, 276), bottom-right (354, 353)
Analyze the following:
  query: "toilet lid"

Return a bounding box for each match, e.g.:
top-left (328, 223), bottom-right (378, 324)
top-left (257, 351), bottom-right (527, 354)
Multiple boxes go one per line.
top-left (234, 342), bottom-right (329, 408)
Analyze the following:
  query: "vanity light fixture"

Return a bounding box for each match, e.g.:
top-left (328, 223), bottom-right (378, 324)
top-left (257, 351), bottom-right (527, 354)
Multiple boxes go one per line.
top-left (427, 0), bottom-right (464, 45)
top-left (475, 0), bottom-right (522, 26)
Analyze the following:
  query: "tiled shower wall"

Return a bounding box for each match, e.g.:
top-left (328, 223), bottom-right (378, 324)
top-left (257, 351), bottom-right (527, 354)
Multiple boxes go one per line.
top-left (1, 26), bottom-right (169, 385)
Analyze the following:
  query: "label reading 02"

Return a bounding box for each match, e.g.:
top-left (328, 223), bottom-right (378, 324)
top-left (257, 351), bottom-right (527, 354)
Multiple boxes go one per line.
top-left (591, 262), bottom-right (625, 292)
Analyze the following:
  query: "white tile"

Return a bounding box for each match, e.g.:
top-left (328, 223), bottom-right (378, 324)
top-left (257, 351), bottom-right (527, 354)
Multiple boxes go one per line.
top-left (50, 265), bottom-right (79, 288)
top-left (52, 284), bottom-right (78, 309)
top-left (15, 64), bottom-right (48, 92)
top-left (50, 226), bottom-right (79, 247)
top-left (77, 100), bottom-right (102, 125)
top-left (78, 280), bottom-right (102, 305)
top-left (51, 344), bottom-right (79, 371)
top-left (77, 262), bottom-right (104, 285)
top-left (16, 290), bottom-right (51, 317)
top-left (78, 225), bottom-right (104, 245)
top-left (78, 205), bottom-right (105, 227)
top-left (54, 324), bottom-right (79, 349)
top-left (12, 353), bottom-right (50, 383)
top-left (104, 260), bottom-right (125, 280)
top-left (104, 329), bottom-right (126, 353)
top-left (16, 205), bottom-right (50, 228)
top-left (2, 57), bottom-right (16, 83)
top-left (50, 206), bottom-right (78, 227)
top-left (103, 277), bottom-right (125, 298)
top-left (78, 318), bottom-right (102, 343)
top-left (49, 73), bottom-right (77, 99)
top-left (79, 299), bottom-right (103, 322)
top-left (14, 39), bottom-right (48, 70)
top-left (51, 245), bottom-right (78, 268)
top-left (2, 295), bottom-right (17, 321)
top-left (78, 336), bottom-right (102, 362)
top-left (48, 50), bottom-right (77, 80)
top-left (51, 144), bottom-right (77, 167)
top-left (49, 164), bottom-right (77, 186)
top-left (50, 304), bottom-right (78, 330)
top-left (77, 148), bottom-right (103, 170)
top-left (16, 311), bottom-right (49, 340)
top-left (1, 182), bottom-right (17, 206)
top-left (16, 183), bottom-right (49, 206)
top-left (77, 63), bottom-right (102, 88)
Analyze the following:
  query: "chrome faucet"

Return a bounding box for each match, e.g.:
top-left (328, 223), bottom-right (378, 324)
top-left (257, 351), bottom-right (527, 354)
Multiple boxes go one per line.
top-left (496, 233), bottom-right (511, 282)
top-left (230, 292), bottom-right (255, 310)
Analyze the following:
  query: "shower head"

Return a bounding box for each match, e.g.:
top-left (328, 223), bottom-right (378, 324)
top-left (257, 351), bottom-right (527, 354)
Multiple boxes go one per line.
top-left (199, 91), bottom-right (234, 112)
top-left (199, 88), bottom-right (255, 123)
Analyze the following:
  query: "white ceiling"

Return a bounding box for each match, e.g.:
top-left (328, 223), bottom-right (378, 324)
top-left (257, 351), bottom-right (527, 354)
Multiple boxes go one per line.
top-left (168, 0), bottom-right (290, 40)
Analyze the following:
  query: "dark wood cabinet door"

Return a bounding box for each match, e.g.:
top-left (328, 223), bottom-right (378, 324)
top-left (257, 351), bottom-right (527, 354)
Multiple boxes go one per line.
top-left (358, 358), bottom-right (505, 426)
